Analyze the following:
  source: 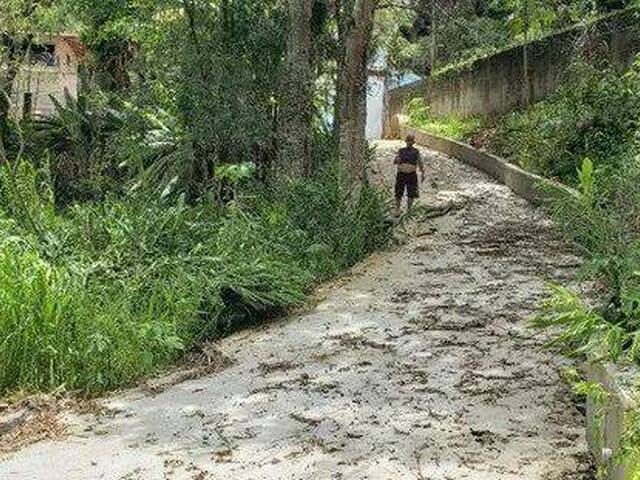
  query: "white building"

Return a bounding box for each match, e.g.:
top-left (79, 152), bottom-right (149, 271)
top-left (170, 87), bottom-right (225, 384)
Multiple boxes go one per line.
top-left (11, 34), bottom-right (84, 118)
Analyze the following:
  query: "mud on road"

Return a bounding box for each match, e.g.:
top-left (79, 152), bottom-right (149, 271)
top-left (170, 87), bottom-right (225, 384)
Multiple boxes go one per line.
top-left (1, 141), bottom-right (593, 480)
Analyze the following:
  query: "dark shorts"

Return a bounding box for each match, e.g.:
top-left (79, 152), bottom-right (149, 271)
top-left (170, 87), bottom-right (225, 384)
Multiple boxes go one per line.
top-left (395, 172), bottom-right (419, 199)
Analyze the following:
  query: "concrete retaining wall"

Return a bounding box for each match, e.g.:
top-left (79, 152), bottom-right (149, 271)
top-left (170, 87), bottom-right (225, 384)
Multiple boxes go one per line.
top-left (384, 7), bottom-right (640, 137)
top-left (586, 363), bottom-right (640, 480)
top-left (401, 122), bottom-right (640, 480)
top-left (399, 123), bottom-right (574, 205)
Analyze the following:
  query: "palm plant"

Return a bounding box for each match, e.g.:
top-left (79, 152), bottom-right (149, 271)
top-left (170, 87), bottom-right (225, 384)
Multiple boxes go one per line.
top-left (29, 91), bottom-right (123, 205)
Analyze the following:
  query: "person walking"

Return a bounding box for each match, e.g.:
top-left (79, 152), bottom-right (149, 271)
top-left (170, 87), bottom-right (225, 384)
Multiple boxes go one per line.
top-left (394, 134), bottom-right (425, 216)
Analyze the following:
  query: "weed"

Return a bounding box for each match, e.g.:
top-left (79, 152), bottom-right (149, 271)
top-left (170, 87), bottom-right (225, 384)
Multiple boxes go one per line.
top-left (0, 159), bottom-right (390, 396)
top-left (491, 58), bottom-right (640, 184)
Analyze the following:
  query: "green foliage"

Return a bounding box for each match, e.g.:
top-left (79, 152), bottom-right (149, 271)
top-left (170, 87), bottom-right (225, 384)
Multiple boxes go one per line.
top-left (376, 0), bottom-right (631, 76)
top-left (28, 92), bottom-right (124, 205)
top-left (571, 377), bottom-right (610, 406)
top-left (143, 0), bottom-right (286, 188)
top-left (577, 157), bottom-right (595, 204)
top-left (0, 154), bottom-right (55, 230)
top-left (491, 59), bottom-right (640, 183)
top-left (498, 0), bottom-right (566, 40)
top-left (533, 155), bottom-right (640, 480)
top-left (620, 410), bottom-right (640, 476)
top-left (0, 0), bottom-right (64, 43)
top-left (57, 0), bottom-right (288, 197)
top-left (0, 157), bottom-right (390, 395)
top-left (215, 163), bottom-right (256, 185)
top-left (0, 237), bottom-right (189, 393)
top-left (534, 154), bottom-right (640, 364)
top-left (0, 0), bottom-right (389, 400)
top-left (532, 284), bottom-right (634, 362)
top-left (406, 98), bottom-right (482, 141)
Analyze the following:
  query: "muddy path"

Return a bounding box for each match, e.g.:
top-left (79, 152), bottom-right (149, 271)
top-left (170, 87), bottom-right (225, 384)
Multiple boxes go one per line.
top-left (1, 141), bottom-right (592, 480)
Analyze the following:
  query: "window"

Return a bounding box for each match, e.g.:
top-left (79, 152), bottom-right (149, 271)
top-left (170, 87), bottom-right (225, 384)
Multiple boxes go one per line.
top-left (29, 44), bottom-right (58, 67)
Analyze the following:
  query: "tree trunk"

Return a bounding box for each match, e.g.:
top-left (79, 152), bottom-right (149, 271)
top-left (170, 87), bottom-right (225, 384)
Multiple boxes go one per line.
top-left (335, 0), bottom-right (376, 187)
top-left (522, 0), bottom-right (532, 106)
top-left (277, 0), bottom-right (315, 177)
top-left (0, 67), bottom-right (18, 145)
top-left (430, 0), bottom-right (437, 73)
top-left (0, 34), bottom-right (29, 153)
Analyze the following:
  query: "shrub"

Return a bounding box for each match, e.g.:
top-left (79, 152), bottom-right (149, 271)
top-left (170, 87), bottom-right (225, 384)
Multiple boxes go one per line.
top-left (0, 158), bottom-right (390, 395)
top-left (534, 156), bottom-right (640, 364)
top-left (28, 92), bottom-right (124, 206)
top-left (406, 98), bottom-right (482, 141)
top-left (491, 58), bottom-right (640, 183)
top-left (0, 237), bottom-right (192, 393)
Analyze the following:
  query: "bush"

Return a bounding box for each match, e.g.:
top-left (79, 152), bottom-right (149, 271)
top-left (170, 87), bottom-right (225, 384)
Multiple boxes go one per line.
top-left (406, 98), bottom-right (482, 141)
top-left (491, 59), bottom-right (640, 183)
top-left (0, 160), bottom-right (390, 395)
top-left (0, 237), bottom-right (192, 393)
top-left (27, 92), bottom-right (125, 206)
top-left (533, 156), bottom-right (640, 364)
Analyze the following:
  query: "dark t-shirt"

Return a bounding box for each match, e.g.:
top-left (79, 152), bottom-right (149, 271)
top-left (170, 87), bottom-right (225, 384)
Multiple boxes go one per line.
top-left (398, 146), bottom-right (420, 165)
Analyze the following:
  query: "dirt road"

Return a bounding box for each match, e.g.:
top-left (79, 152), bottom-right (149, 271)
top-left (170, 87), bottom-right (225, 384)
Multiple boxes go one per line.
top-left (1, 141), bottom-right (592, 479)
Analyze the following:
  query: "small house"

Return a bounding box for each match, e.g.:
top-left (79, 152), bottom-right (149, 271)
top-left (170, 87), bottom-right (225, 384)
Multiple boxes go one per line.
top-left (11, 34), bottom-right (85, 118)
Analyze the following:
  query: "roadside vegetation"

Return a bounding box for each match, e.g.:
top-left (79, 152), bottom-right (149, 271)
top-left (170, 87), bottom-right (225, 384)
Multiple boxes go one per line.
top-left (533, 142), bottom-right (640, 366)
top-left (0, 152), bottom-right (388, 395)
top-left (491, 59), bottom-right (640, 184)
top-left (408, 56), bottom-right (640, 184)
top-left (407, 98), bottom-right (482, 141)
top-left (0, 1), bottom-right (391, 397)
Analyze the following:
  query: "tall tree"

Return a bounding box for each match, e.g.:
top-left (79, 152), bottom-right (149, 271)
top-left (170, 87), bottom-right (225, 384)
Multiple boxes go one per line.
top-left (0, 33), bottom-right (28, 144)
top-left (278, 0), bottom-right (315, 176)
top-left (335, 0), bottom-right (378, 186)
top-left (67, 0), bottom-right (140, 91)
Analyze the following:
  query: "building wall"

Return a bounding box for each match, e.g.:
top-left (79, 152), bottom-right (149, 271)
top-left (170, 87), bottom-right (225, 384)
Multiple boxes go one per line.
top-left (11, 36), bottom-right (80, 118)
top-left (384, 8), bottom-right (640, 137)
top-left (366, 74), bottom-right (387, 140)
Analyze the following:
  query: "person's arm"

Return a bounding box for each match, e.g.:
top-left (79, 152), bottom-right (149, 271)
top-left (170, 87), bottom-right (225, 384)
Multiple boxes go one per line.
top-left (394, 152), bottom-right (401, 165)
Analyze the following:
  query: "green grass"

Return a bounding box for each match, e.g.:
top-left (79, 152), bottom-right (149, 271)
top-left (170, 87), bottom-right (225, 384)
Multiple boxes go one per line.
top-left (0, 160), bottom-right (390, 396)
top-left (414, 115), bottom-right (482, 142)
top-left (406, 98), bottom-right (482, 142)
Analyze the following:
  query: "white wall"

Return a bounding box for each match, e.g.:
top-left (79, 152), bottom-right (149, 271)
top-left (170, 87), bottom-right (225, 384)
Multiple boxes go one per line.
top-left (11, 37), bottom-right (79, 118)
top-left (366, 75), bottom-right (386, 140)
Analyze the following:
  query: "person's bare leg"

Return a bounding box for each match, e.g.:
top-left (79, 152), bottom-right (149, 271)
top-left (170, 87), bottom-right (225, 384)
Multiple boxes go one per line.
top-left (394, 198), bottom-right (402, 217)
top-left (408, 197), bottom-right (415, 211)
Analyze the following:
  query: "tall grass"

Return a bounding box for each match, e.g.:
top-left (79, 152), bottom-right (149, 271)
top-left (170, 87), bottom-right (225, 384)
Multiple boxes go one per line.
top-left (533, 155), bottom-right (640, 365)
top-left (0, 160), bottom-right (390, 395)
top-left (406, 98), bottom-right (482, 141)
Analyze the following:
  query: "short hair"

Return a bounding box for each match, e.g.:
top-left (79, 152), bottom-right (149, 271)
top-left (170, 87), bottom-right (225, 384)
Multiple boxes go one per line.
top-left (406, 134), bottom-right (416, 143)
